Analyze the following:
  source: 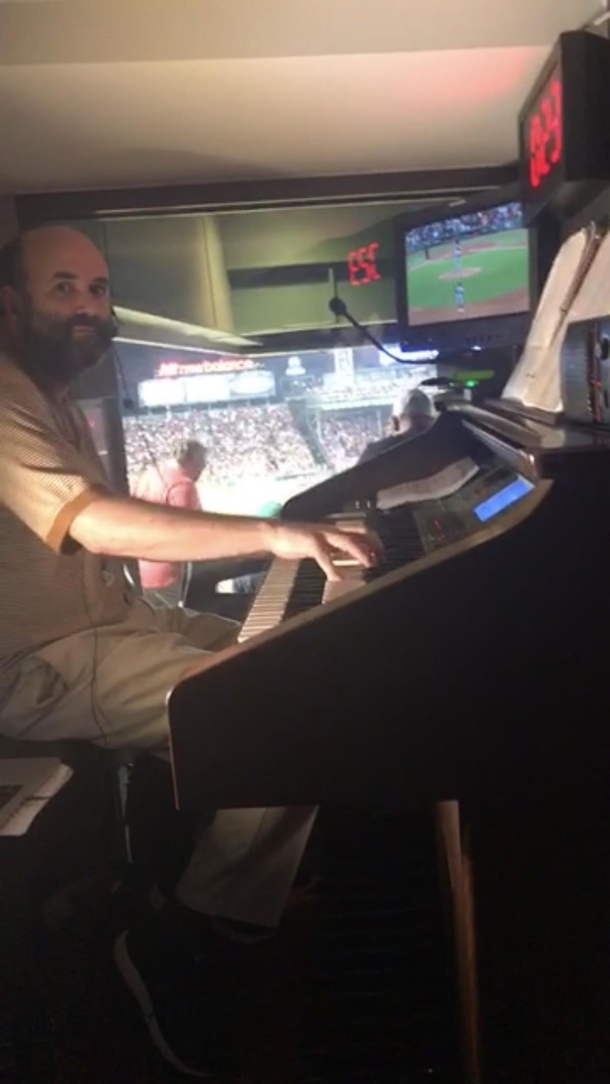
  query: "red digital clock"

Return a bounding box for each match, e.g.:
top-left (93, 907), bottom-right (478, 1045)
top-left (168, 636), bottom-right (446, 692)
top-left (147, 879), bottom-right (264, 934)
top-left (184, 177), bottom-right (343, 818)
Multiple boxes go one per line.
top-left (519, 31), bottom-right (610, 223)
top-left (527, 69), bottom-right (563, 191)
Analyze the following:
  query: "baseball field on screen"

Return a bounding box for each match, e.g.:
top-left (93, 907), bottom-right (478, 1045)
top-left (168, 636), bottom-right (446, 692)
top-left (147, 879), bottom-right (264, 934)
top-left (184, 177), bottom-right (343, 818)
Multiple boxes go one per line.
top-left (406, 228), bottom-right (529, 326)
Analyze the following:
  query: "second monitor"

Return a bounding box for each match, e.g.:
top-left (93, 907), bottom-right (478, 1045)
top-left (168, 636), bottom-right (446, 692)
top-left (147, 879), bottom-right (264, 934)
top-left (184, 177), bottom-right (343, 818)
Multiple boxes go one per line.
top-left (405, 201), bottom-right (529, 327)
top-left (396, 187), bottom-right (533, 353)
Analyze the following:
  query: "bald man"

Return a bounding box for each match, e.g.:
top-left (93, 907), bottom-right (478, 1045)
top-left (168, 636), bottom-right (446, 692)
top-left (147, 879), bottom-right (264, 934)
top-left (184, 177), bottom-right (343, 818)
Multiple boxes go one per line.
top-left (0, 227), bottom-right (380, 1078)
top-left (358, 389), bottom-right (436, 464)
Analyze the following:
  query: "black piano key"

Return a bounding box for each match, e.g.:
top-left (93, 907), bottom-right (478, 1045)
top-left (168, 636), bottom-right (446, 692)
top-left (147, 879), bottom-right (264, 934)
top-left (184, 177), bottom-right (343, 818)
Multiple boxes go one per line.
top-left (285, 509), bottom-right (425, 612)
top-left (366, 505), bottom-right (425, 581)
top-left (284, 558), bottom-right (327, 619)
top-left (244, 505), bottom-right (426, 637)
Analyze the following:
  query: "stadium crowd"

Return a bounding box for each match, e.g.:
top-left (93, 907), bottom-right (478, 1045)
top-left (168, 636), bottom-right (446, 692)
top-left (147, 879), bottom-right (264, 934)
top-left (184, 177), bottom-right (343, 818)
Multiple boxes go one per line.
top-left (123, 378), bottom-right (435, 486)
top-left (406, 201), bottom-right (523, 255)
top-left (123, 403), bottom-right (317, 485)
top-left (317, 409), bottom-right (387, 469)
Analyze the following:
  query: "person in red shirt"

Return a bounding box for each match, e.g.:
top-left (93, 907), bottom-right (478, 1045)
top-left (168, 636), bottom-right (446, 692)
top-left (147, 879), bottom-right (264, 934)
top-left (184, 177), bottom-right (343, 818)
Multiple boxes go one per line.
top-left (133, 439), bottom-right (206, 607)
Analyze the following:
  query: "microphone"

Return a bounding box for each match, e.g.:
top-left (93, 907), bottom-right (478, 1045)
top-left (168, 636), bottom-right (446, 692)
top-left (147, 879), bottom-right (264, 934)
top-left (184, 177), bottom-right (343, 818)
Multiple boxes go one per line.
top-left (328, 295), bottom-right (402, 363)
top-left (328, 296), bottom-right (349, 318)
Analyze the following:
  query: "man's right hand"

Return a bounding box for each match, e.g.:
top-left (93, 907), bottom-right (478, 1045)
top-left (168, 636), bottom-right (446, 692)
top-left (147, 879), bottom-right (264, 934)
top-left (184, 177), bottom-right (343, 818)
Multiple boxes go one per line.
top-left (266, 520), bottom-right (383, 581)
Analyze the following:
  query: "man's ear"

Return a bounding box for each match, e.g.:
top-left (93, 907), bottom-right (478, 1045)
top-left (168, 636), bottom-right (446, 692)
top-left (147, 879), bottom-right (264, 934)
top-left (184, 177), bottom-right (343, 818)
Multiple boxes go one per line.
top-left (0, 284), bottom-right (21, 320)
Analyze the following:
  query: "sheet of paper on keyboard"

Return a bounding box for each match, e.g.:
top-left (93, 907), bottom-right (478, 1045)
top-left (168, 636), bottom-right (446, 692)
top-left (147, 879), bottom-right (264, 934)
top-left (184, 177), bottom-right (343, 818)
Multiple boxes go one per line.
top-left (377, 457), bottom-right (480, 510)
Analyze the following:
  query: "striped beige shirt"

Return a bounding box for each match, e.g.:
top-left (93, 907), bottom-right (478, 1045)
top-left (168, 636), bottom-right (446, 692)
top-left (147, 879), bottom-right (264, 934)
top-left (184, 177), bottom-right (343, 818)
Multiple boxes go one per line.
top-left (0, 351), bottom-right (132, 697)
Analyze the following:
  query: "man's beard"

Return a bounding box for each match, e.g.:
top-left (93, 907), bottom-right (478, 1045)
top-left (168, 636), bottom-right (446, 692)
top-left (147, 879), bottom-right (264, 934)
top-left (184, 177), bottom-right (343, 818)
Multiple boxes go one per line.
top-left (21, 306), bottom-right (118, 388)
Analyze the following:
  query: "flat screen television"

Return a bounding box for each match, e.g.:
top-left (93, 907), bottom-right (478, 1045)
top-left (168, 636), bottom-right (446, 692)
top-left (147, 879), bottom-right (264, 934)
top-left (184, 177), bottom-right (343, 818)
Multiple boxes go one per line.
top-left (396, 187), bottom-right (532, 351)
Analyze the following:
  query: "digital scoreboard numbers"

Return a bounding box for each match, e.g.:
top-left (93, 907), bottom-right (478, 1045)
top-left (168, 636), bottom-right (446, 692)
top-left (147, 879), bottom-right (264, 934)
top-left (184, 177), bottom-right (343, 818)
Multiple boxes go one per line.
top-left (519, 31), bottom-right (610, 224)
top-left (346, 242), bottom-right (381, 287)
top-left (526, 69), bottom-right (562, 193)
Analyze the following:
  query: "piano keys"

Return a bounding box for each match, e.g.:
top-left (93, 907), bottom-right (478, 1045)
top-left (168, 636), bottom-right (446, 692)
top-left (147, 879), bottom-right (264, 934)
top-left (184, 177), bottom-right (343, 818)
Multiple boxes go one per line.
top-left (238, 457), bottom-right (521, 645)
top-left (238, 557), bottom-right (359, 642)
top-left (237, 504), bottom-right (424, 643)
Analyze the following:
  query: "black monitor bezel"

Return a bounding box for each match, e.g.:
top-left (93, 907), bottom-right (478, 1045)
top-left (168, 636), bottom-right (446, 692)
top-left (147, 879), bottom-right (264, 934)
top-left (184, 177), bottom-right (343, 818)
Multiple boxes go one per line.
top-left (394, 184), bottom-right (534, 352)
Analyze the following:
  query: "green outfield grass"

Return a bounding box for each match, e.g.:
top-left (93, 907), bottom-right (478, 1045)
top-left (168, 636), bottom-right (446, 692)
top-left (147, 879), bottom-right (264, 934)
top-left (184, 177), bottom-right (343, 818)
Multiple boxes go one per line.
top-left (407, 228), bottom-right (528, 313)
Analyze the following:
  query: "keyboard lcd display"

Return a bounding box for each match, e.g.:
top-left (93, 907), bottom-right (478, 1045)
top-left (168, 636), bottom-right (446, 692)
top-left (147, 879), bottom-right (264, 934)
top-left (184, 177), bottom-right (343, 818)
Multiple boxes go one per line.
top-left (473, 477), bottom-right (533, 523)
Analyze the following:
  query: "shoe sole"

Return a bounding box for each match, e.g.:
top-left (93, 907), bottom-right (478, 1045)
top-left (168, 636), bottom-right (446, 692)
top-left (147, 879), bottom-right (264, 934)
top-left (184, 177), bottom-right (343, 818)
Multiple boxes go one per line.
top-left (113, 931), bottom-right (216, 1079)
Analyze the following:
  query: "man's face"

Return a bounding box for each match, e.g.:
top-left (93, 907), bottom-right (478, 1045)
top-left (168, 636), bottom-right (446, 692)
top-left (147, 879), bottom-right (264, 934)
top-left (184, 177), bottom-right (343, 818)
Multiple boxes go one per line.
top-left (10, 229), bottom-right (116, 387)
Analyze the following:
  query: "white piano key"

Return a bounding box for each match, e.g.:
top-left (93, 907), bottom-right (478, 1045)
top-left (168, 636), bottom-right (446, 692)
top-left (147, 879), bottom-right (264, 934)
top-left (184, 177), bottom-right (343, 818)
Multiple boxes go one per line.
top-left (238, 559), bottom-right (300, 643)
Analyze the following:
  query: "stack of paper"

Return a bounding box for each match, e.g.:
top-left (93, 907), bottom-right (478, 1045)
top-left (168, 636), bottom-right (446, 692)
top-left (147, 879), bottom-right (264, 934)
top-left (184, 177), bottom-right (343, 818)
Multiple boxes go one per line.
top-left (503, 228), bottom-right (590, 414)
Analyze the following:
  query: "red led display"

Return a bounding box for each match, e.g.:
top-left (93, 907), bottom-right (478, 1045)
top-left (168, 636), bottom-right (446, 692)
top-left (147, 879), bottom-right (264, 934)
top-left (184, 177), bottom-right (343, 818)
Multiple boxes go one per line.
top-left (527, 71), bottom-right (563, 191)
top-left (347, 242), bottom-right (381, 287)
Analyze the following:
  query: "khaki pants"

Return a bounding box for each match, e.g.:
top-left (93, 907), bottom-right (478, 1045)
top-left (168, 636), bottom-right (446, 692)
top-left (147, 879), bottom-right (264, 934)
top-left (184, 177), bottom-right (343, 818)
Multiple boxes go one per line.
top-left (0, 601), bottom-right (317, 928)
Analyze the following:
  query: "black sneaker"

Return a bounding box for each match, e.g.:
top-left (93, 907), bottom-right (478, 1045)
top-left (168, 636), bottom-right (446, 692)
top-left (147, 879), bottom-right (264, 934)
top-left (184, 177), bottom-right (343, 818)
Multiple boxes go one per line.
top-left (114, 911), bottom-right (267, 1078)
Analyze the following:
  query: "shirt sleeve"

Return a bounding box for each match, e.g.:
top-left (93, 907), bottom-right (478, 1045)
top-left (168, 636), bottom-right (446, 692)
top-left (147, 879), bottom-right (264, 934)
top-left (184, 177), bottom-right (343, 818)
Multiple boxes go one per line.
top-left (0, 392), bottom-right (110, 554)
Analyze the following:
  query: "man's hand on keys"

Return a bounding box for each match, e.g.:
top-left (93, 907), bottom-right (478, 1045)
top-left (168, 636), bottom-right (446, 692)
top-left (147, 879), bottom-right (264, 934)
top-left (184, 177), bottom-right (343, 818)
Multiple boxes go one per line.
top-left (267, 520), bottom-right (383, 582)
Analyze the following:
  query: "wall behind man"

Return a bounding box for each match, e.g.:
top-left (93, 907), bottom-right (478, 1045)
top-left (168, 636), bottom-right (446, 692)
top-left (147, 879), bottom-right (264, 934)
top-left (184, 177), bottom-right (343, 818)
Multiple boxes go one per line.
top-left (0, 196), bottom-right (17, 246)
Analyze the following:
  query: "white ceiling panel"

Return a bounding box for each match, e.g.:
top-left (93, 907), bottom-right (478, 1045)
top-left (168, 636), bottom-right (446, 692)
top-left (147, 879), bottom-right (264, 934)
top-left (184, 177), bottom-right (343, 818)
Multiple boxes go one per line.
top-left (0, 0), bottom-right (600, 192)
